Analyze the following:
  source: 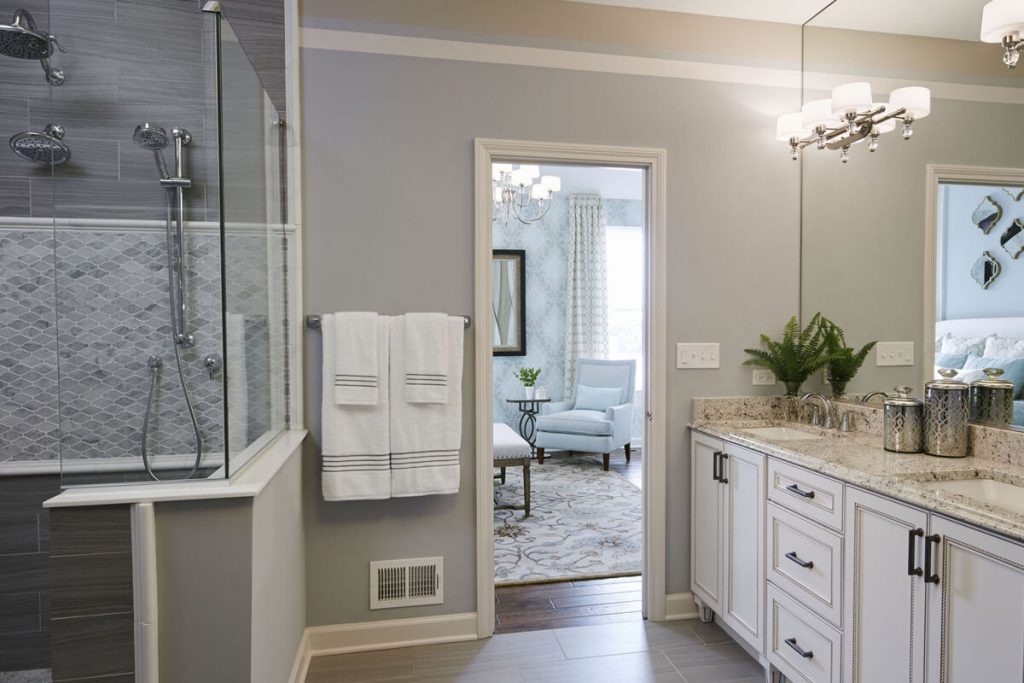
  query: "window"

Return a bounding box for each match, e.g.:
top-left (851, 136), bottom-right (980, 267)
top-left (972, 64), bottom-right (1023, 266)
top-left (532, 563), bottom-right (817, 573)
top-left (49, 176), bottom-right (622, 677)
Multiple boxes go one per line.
top-left (606, 225), bottom-right (644, 389)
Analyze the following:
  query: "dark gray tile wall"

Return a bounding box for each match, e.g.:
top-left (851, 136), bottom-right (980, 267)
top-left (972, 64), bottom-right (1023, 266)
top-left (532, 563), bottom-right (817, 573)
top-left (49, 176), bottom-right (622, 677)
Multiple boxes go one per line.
top-left (48, 505), bottom-right (134, 683)
top-left (0, 475), bottom-right (60, 673)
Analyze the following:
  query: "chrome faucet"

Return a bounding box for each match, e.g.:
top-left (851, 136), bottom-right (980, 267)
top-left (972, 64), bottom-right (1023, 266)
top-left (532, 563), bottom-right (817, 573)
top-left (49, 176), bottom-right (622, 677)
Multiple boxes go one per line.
top-left (860, 391), bottom-right (889, 404)
top-left (801, 392), bottom-right (835, 429)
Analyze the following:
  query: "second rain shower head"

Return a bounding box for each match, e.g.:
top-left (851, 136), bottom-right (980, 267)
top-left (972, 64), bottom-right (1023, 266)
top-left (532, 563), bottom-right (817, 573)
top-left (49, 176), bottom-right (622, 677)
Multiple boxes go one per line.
top-left (10, 123), bottom-right (70, 165)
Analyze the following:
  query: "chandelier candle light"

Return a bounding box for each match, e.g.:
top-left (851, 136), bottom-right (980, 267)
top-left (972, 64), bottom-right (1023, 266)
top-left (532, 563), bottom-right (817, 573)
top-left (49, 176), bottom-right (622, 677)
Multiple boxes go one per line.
top-left (776, 82), bottom-right (930, 163)
top-left (981, 0), bottom-right (1024, 69)
top-left (493, 164), bottom-right (562, 224)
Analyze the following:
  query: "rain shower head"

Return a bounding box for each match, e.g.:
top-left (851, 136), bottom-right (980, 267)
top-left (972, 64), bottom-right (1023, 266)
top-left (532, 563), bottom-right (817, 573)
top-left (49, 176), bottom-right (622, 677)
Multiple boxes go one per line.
top-left (133, 123), bottom-right (170, 178)
top-left (0, 10), bottom-right (65, 85)
top-left (9, 123), bottom-right (69, 165)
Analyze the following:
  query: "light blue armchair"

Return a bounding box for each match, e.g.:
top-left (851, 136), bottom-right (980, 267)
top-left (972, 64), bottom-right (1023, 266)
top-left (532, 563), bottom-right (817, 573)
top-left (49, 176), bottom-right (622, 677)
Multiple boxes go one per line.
top-left (534, 359), bottom-right (636, 471)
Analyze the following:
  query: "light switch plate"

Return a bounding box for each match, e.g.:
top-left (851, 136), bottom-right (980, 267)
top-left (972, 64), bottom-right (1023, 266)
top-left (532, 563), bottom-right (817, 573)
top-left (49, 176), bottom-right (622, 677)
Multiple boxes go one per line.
top-left (876, 341), bottom-right (914, 367)
top-left (752, 369), bottom-right (777, 386)
top-left (676, 343), bottom-right (720, 369)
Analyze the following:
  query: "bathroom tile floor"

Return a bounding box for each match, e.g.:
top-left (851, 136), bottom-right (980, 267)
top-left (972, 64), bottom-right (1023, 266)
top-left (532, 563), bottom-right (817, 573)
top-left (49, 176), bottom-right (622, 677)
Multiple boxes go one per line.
top-left (304, 619), bottom-right (764, 682)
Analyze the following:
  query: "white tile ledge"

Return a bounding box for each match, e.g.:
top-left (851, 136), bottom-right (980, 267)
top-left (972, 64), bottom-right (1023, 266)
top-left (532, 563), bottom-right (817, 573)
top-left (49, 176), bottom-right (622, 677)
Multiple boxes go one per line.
top-left (43, 429), bottom-right (307, 508)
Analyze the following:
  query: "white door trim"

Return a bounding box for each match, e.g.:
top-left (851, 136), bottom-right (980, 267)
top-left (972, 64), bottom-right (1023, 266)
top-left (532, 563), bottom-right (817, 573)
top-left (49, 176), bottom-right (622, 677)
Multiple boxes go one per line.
top-left (474, 138), bottom-right (668, 637)
top-left (923, 163), bottom-right (1024, 389)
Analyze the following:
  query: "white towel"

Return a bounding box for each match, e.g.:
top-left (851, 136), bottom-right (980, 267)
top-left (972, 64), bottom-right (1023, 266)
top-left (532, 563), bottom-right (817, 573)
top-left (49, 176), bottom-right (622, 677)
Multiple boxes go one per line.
top-left (332, 311), bottom-right (380, 405)
top-left (321, 313), bottom-right (391, 501)
top-left (390, 315), bottom-right (464, 497)
top-left (403, 312), bottom-right (449, 404)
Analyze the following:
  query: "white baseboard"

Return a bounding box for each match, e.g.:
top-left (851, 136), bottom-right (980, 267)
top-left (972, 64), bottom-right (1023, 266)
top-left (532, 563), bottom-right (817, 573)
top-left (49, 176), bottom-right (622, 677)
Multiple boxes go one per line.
top-left (287, 630), bottom-right (311, 683)
top-left (304, 612), bottom-right (479, 659)
top-left (664, 592), bottom-right (699, 621)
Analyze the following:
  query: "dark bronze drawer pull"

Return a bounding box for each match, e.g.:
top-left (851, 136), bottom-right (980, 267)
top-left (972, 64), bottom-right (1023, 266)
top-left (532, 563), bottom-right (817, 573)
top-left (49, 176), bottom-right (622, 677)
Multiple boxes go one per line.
top-left (907, 528), bottom-right (924, 577)
top-left (924, 533), bottom-right (941, 584)
top-left (785, 637), bottom-right (813, 659)
top-left (785, 551), bottom-right (814, 569)
top-left (785, 483), bottom-right (815, 499)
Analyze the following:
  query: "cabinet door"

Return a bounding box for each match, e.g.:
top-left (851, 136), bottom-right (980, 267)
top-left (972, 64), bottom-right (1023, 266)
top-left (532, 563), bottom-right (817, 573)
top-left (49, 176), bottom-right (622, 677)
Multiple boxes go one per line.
top-left (691, 433), bottom-right (723, 613)
top-left (722, 443), bottom-right (765, 652)
top-left (926, 515), bottom-right (1024, 683)
top-left (844, 487), bottom-right (928, 683)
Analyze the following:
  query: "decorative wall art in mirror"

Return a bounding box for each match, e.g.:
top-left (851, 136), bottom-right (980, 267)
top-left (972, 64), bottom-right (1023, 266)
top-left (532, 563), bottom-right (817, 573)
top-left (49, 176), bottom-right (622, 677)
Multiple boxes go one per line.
top-left (800, 0), bottom-right (1024, 431)
top-left (970, 251), bottom-right (1002, 289)
top-left (492, 249), bottom-right (526, 356)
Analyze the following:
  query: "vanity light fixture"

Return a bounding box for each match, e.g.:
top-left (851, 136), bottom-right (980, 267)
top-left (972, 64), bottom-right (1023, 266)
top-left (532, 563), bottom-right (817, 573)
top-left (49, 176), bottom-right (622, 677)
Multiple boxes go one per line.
top-left (492, 164), bottom-right (561, 224)
top-left (776, 82), bottom-right (930, 163)
top-left (981, 0), bottom-right (1024, 68)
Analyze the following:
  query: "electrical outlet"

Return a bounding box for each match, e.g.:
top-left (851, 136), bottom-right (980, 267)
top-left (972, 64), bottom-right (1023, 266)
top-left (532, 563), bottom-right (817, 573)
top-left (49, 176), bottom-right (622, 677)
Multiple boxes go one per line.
top-left (876, 341), bottom-right (915, 367)
top-left (752, 369), bottom-right (777, 386)
top-left (676, 343), bottom-right (720, 369)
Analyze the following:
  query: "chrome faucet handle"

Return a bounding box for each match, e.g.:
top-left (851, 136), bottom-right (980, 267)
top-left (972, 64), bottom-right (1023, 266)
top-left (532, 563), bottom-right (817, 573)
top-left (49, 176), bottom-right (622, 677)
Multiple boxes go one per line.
top-left (839, 411), bottom-right (853, 432)
top-left (203, 354), bottom-right (222, 380)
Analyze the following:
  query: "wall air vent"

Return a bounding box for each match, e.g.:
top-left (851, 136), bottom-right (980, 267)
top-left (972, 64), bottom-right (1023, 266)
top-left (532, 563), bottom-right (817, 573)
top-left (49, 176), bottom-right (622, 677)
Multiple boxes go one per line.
top-left (369, 557), bottom-right (444, 609)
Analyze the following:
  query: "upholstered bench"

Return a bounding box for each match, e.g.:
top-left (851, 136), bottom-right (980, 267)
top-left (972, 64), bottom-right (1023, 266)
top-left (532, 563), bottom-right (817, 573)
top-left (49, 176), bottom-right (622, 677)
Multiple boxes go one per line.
top-left (493, 422), bottom-right (531, 517)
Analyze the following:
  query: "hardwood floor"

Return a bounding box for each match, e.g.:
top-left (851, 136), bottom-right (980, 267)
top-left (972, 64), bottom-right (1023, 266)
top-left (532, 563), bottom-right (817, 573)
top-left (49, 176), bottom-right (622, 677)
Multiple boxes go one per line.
top-left (495, 576), bottom-right (643, 634)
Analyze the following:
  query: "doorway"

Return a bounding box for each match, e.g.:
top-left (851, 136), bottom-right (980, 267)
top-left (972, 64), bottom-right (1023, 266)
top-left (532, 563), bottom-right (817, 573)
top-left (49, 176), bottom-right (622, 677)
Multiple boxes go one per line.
top-left (473, 140), bottom-right (668, 638)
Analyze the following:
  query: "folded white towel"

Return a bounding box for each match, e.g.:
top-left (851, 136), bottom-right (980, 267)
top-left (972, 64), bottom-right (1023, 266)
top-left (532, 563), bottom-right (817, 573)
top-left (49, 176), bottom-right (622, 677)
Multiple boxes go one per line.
top-left (332, 311), bottom-right (380, 405)
top-left (321, 313), bottom-right (391, 501)
top-left (390, 315), bottom-right (464, 497)
top-left (403, 312), bottom-right (449, 404)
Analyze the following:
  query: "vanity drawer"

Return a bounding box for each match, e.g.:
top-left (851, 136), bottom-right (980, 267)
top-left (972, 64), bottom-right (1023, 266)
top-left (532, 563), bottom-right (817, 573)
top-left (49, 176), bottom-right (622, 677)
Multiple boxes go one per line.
top-left (767, 583), bottom-right (841, 683)
top-left (767, 502), bottom-right (842, 628)
top-left (768, 458), bottom-right (844, 532)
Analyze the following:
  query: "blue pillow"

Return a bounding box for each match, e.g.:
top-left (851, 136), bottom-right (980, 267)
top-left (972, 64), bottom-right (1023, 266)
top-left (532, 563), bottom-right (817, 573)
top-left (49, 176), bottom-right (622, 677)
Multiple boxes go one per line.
top-left (934, 352), bottom-right (968, 370)
top-left (574, 384), bottom-right (623, 411)
top-left (963, 355), bottom-right (1024, 399)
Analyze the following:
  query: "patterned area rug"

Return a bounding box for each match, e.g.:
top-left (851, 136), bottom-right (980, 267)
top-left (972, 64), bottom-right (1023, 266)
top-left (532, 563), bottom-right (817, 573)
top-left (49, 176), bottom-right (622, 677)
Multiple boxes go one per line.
top-left (494, 455), bottom-right (642, 585)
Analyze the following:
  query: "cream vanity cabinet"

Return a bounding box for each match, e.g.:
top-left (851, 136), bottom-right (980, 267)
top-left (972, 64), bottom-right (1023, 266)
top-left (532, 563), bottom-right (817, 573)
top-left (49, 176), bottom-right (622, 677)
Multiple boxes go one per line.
top-left (690, 433), bottom-right (765, 653)
top-left (847, 487), bottom-right (1024, 683)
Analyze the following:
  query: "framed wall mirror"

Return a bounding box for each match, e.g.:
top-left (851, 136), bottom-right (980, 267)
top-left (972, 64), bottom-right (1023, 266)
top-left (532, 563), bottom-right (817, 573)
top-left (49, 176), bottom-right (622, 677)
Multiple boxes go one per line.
top-left (800, 0), bottom-right (1024, 431)
top-left (492, 249), bottom-right (526, 356)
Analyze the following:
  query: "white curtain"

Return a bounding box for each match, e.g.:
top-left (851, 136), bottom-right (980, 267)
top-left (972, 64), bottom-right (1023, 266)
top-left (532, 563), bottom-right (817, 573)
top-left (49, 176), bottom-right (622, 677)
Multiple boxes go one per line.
top-left (564, 193), bottom-right (609, 398)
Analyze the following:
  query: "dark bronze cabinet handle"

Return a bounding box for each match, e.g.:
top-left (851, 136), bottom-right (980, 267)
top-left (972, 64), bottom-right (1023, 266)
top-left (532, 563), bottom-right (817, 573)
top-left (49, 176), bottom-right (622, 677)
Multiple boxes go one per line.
top-left (924, 534), bottom-right (941, 584)
top-left (785, 637), bottom-right (813, 659)
top-left (907, 528), bottom-right (924, 576)
top-left (712, 451), bottom-right (721, 481)
top-left (785, 551), bottom-right (814, 569)
top-left (785, 483), bottom-right (815, 499)
top-left (719, 453), bottom-right (729, 484)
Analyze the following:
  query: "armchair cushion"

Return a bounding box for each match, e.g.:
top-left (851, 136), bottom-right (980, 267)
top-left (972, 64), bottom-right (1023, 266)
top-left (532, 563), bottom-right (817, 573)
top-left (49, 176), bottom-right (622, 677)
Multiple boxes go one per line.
top-left (536, 410), bottom-right (613, 436)
top-left (540, 400), bottom-right (571, 415)
top-left (574, 384), bottom-right (624, 412)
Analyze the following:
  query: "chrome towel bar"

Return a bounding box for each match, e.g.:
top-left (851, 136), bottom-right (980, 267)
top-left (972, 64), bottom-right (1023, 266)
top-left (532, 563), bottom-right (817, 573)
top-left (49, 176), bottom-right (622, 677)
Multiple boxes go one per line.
top-left (305, 314), bottom-right (471, 329)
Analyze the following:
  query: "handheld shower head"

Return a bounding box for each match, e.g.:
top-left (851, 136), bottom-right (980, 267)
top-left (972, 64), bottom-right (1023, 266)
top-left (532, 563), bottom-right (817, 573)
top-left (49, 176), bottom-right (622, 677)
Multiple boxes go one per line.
top-left (133, 123), bottom-right (169, 178)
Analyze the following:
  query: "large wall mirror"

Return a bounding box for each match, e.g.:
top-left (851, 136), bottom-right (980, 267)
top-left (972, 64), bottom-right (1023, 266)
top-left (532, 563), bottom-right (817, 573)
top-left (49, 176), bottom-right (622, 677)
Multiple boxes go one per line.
top-left (800, 0), bottom-right (1024, 430)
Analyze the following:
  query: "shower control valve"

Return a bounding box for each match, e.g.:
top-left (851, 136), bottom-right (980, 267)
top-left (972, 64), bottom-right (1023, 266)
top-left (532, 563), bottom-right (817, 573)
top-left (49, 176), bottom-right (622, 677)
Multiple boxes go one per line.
top-left (204, 354), bottom-right (223, 380)
top-left (176, 332), bottom-right (196, 348)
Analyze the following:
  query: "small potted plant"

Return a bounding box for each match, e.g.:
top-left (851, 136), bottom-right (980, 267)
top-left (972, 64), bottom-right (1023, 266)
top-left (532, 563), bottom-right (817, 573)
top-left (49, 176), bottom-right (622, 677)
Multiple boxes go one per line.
top-left (742, 313), bottom-right (829, 397)
top-left (820, 318), bottom-right (876, 398)
top-left (515, 367), bottom-right (541, 400)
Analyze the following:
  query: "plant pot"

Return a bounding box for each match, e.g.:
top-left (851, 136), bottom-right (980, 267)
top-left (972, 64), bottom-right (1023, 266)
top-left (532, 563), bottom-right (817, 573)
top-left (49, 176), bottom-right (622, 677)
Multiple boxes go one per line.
top-left (829, 380), bottom-right (849, 398)
top-left (524, 386), bottom-right (536, 400)
top-left (783, 380), bottom-right (803, 397)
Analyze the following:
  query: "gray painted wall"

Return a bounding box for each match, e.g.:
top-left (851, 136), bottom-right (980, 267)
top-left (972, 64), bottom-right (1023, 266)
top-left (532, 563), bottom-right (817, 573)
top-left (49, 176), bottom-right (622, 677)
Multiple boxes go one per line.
top-left (300, 44), bottom-right (800, 624)
top-left (156, 498), bottom-right (253, 682)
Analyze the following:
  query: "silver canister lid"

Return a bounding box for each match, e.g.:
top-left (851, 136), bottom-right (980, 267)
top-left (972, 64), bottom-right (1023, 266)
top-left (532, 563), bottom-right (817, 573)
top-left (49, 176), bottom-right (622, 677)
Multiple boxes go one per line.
top-left (926, 368), bottom-right (969, 392)
top-left (971, 367), bottom-right (1015, 390)
top-left (884, 385), bottom-right (923, 407)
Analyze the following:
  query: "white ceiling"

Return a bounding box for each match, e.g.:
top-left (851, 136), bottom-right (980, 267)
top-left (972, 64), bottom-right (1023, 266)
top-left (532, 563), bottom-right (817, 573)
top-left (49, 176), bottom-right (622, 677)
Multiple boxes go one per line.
top-left (566, 0), bottom-right (991, 41)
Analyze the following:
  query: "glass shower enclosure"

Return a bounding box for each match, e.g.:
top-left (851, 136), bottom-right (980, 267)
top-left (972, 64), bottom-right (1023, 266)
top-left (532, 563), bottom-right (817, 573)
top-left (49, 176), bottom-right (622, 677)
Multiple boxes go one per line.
top-left (1, 2), bottom-right (292, 485)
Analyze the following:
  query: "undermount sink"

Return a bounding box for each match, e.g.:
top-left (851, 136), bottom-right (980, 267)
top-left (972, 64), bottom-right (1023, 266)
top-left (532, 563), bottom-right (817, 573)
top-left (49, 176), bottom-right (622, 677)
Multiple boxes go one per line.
top-left (925, 478), bottom-right (1024, 515)
top-left (741, 426), bottom-right (822, 441)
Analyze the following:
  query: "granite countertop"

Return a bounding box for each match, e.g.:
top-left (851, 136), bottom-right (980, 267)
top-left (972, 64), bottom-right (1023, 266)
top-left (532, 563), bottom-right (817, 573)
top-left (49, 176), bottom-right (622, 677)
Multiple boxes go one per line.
top-left (691, 419), bottom-right (1024, 543)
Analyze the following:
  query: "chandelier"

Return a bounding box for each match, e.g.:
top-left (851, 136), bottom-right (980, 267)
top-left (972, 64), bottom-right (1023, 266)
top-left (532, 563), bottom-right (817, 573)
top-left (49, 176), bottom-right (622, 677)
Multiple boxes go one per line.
top-left (776, 83), bottom-right (931, 163)
top-left (981, 0), bottom-right (1024, 68)
top-left (492, 164), bottom-right (561, 224)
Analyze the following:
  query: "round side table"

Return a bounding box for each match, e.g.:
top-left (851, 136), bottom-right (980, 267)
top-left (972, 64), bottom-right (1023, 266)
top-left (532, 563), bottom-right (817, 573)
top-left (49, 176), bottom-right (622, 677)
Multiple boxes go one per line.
top-left (506, 398), bottom-right (550, 452)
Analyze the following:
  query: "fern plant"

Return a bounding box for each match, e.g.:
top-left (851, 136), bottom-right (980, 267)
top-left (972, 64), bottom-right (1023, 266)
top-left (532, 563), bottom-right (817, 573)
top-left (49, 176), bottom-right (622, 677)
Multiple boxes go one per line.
top-left (743, 314), bottom-right (829, 396)
top-left (820, 319), bottom-right (876, 398)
